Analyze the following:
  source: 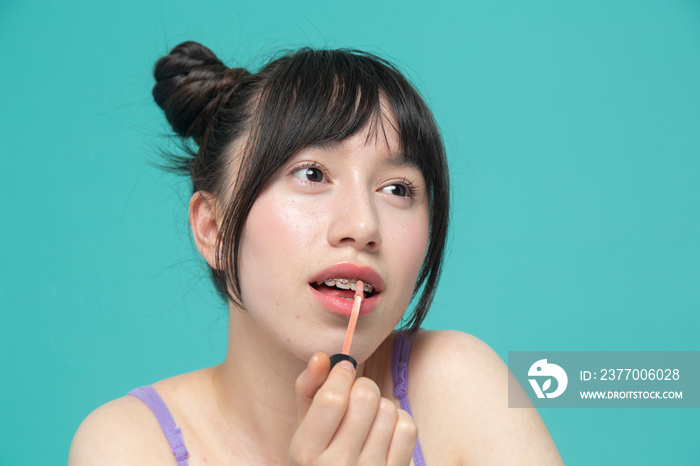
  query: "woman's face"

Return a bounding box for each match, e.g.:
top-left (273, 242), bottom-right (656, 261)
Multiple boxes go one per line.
top-left (235, 120), bottom-right (430, 362)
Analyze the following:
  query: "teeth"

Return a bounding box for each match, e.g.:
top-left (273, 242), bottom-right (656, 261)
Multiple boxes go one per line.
top-left (337, 279), bottom-right (351, 289)
top-left (315, 278), bottom-right (374, 293)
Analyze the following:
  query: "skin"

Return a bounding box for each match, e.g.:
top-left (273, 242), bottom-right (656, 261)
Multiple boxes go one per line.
top-left (69, 119), bottom-right (564, 465)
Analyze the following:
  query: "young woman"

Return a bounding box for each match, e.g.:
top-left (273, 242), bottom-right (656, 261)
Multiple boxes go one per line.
top-left (69, 41), bottom-right (563, 465)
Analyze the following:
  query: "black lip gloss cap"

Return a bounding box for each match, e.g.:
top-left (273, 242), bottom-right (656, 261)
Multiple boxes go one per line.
top-left (329, 353), bottom-right (358, 370)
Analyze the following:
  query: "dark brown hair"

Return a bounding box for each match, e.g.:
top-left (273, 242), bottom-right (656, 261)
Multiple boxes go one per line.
top-left (153, 41), bottom-right (449, 334)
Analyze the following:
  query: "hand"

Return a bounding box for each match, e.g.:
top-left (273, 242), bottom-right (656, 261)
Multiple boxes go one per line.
top-left (289, 352), bottom-right (418, 465)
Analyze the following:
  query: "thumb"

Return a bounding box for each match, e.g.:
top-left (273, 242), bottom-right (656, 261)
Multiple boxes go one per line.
top-left (295, 352), bottom-right (331, 423)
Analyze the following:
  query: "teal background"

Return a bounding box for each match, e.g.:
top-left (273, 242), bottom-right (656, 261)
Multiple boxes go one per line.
top-left (1, 0), bottom-right (698, 464)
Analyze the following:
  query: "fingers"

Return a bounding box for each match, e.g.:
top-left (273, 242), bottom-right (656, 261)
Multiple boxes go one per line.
top-left (292, 353), bottom-right (419, 466)
top-left (292, 357), bottom-right (357, 459)
top-left (295, 352), bottom-right (331, 423)
top-left (386, 408), bottom-right (418, 466)
top-left (325, 380), bottom-right (418, 466)
top-left (356, 397), bottom-right (398, 463)
top-left (327, 377), bottom-right (382, 460)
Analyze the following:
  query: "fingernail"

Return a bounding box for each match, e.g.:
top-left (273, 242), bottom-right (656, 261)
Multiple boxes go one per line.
top-left (338, 360), bottom-right (356, 372)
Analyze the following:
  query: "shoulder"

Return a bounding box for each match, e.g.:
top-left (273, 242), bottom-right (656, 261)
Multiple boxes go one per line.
top-left (402, 330), bottom-right (502, 388)
top-left (68, 393), bottom-right (176, 465)
top-left (410, 329), bottom-right (496, 369)
top-left (406, 330), bottom-right (563, 465)
top-left (406, 330), bottom-right (506, 412)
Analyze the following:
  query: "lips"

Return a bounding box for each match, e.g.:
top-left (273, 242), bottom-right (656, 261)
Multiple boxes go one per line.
top-left (308, 262), bottom-right (384, 316)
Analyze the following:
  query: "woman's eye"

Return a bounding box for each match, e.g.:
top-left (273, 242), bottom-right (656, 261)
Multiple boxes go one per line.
top-left (381, 184), bottom-right (409, 197)
top-left (292, 166), bottom-right (325, 183)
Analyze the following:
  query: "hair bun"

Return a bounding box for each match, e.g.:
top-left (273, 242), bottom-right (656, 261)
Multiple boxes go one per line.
top-left (153, 41), bottom-right (248, 144)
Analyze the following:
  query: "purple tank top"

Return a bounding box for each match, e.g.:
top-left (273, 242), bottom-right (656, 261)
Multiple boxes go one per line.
top-left (391, 330), bottom-right (427, 466)
top-left (129, 330), bottom-right (426, 465)
top-left (127, 386), bottom-right (189, 465)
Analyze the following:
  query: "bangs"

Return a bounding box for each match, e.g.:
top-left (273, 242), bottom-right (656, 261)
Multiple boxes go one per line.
top-left (250, 49), bottom-right (415, 169)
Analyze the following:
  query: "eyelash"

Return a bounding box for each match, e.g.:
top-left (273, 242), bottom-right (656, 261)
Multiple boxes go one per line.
top-left (383, 178), bottom-right (418, 199)
top-left (289, 162), bottom-right (418, 199)
top-left (290, 161), bottom-right (327, 183)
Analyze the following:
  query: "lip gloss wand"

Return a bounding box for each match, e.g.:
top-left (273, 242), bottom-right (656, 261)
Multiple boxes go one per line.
top-left (329, 280), bottom-right (364, 369)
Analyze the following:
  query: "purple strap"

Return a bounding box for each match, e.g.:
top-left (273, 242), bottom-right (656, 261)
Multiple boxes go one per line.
top-left (391, 331), bottom-right (427, 466)
top-left (128, 386), bottom-right (189, 466)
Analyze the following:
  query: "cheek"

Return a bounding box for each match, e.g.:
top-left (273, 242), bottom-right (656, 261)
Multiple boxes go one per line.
top-left (386, 208), bottom-right (430, 293)
top-left (400, 203), bottom-right (430, 263)
top-left (399, 220), bottom-right (430, 266)
top-left (237, 191), bottom-right (325, 300)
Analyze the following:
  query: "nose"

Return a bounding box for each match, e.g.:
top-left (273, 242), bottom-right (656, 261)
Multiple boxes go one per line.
top-left (327, 189), bottom-right (382, 252)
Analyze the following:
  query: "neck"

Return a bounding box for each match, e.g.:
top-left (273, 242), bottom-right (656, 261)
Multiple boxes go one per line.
top-left (211, 308), bottom-right (303, 460)
top-left (208, 304), bottom-right (393, 462)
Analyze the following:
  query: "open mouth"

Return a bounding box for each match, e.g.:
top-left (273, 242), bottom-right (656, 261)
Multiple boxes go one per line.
top-left (310, 278), bottom-right (376, 299)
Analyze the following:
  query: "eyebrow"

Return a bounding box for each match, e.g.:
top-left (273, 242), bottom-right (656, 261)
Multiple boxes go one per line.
top-left (383, 152), bottom-right (421, 169)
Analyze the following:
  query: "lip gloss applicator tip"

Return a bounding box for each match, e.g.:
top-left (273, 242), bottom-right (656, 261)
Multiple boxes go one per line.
top-left (329, 280), bottom-right (364, 370)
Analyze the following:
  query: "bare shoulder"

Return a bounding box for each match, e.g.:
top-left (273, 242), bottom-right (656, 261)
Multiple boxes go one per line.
top-left (410, 330), bottom-right (505, 382)
top-left (407, 330), bottom-right (506, 414)
top-left (68, 395), bottom-right (175, 465)
top-left (407, 330), bottom-right (564, 465)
